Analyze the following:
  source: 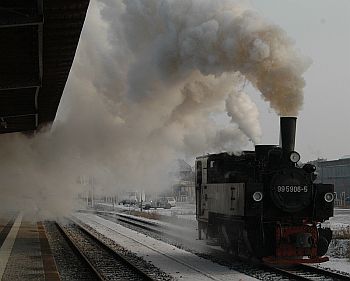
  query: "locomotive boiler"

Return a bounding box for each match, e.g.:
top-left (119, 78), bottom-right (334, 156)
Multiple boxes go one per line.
top-left (195, 117), bottom-right (334, 264)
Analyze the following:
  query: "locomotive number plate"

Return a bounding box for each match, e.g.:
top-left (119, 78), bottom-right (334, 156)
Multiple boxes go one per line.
top-left (276, 185), bottom-right (308, 193)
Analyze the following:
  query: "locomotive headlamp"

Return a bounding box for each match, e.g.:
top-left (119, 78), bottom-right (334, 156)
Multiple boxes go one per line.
top-left (324, 192), bottom-right (334, 203)
top-left (303, 163), bottom-right (316, 173)
top-left (289, 151), bottom-right (300, 163)
top-left (252, 191), bottom-right (263, 202)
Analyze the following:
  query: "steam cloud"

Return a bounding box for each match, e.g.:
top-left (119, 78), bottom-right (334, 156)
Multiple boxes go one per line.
top-left (0, 0), bottom-right (310, 219)
top-left (226, 88), bottom-right (261, 143)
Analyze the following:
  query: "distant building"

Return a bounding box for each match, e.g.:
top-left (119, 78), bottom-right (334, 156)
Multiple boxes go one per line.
top-left (171, 159), bottom-right (195, 202)
top-left (313, 156), bottom-right (350, 206)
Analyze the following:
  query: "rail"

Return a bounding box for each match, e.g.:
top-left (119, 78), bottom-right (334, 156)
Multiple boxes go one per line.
top-left (56, 220), bottom-right (155, 281)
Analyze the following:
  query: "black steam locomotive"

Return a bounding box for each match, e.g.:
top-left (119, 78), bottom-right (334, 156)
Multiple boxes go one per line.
top-left (195, 117), bottom-right (334, 264)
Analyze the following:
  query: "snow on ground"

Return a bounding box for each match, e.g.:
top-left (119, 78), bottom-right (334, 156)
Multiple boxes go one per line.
top-left (92, 203), bottom-right (350, 274)
top-left (146, 203), bottom-right (196, 220)
top-left (323, 209), bottom-right (350, 230)
top-left (327, 239), bottom-right (350, 257)
top-left (317, 258), bottom-right (350, 274)
top-left (74, 212), bottom-right (258, 281)
top-left (320, 209), bottom-right (350, 273)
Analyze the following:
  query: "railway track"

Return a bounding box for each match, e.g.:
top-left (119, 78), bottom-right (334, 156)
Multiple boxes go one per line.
top-left (91, 210), bottom-right (350, 281)
top-left (74, 213), bottom-right (259, 281)
top-left (95, 211), bottom-right (175, 237)
top-left (265, 263), bottom-right (350, 281)
top-left (56, 221), bottom-right (156, 281)
top-left (45, 221), bottom-right (100, 281)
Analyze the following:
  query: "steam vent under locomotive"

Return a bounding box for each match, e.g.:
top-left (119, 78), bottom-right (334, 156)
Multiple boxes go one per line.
top-left (195, 117), bottom-right (334, 264)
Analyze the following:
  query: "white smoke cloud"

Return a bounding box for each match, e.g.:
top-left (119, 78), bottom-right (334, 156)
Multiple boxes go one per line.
top-left (226, 88), bottom-right (262, 143)
top-left (0, 0), bottom-right (309, 219)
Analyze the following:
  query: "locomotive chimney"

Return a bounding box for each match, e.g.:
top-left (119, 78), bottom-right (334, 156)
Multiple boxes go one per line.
top-left (280, 117), bottom-right (297, 157)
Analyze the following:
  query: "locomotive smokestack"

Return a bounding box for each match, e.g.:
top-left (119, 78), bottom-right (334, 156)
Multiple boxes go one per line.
top-left (280, 117), bottom-right (297, 156)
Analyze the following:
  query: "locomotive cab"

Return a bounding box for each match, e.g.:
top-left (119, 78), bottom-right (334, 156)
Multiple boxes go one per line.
top-left (195, 117), bottom-right (334, 264)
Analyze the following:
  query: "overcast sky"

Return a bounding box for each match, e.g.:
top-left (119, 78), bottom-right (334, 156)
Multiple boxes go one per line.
top-left (247, 0), bottom-right (350, 161)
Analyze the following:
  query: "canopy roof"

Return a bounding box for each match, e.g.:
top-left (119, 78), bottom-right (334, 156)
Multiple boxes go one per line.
top-left (0, 0), bottom-right (89, 133)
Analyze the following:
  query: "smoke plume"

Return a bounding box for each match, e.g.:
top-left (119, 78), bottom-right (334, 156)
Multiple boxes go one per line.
top-left (0, 0), bottom-right (310, 218)
top-left (226, 88), bottom-right (261, 143)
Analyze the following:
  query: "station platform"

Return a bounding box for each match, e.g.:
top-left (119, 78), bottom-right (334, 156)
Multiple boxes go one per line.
top-left (0, 214), bottom-right (60, 281)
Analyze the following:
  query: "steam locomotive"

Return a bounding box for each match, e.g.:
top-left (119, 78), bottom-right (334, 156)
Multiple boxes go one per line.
top-left (195, 117), bottom-right (334, 264)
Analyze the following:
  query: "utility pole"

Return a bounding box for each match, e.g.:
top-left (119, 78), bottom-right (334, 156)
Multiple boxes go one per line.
top-left (141, 194), bottom-right (143, 212)
top-left (91, 176), bottom-right (95, 208)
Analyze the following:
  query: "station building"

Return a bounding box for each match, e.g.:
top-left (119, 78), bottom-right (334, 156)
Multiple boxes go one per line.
top-left (313, 156), bottom-right (350, 206)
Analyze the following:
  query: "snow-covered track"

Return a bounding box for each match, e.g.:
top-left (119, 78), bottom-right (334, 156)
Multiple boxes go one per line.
top-left (56, 221), bottom-right (156, 281)
top-left (93, 211), bottom-right (350, 281)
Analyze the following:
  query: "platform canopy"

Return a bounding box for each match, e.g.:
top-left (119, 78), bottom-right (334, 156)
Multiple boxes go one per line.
top-left (0, 0), bottom-right (89, 134)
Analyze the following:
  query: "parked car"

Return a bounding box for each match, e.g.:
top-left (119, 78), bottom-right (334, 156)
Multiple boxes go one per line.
top-left (165, 197), bottom-right (176, 207)
top-left (155, 197), bottom-right (172, 209)
top-left (119, 199), bottom-right (137, 205)
top-left (139, 201), bottom-right (152, 210)
top-left (139, 198), bottom-right (172, 209)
